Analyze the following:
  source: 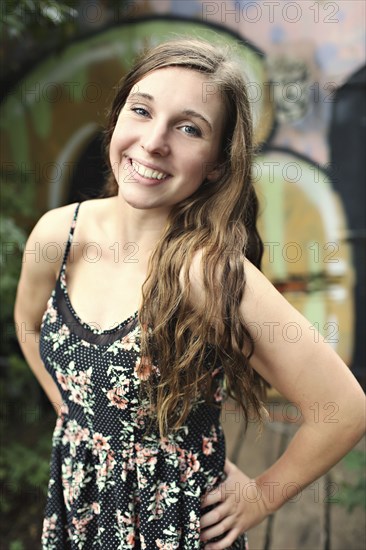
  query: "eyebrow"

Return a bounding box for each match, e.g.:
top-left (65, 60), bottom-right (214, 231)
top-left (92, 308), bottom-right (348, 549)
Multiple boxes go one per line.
top-left (127, 92), bottom-right (213, 132)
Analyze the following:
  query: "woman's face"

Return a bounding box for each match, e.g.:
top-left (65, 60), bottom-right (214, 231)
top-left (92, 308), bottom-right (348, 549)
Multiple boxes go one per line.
top-left (109, 67), bottom-right (226, 211)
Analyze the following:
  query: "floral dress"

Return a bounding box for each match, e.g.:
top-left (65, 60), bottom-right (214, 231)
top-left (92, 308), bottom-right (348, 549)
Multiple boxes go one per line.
top-left (40, 202), bottom-right (249, 549)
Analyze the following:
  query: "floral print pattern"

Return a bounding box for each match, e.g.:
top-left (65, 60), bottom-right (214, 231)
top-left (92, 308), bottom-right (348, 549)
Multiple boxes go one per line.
top-left (40, 202), bottom-right (248, 549)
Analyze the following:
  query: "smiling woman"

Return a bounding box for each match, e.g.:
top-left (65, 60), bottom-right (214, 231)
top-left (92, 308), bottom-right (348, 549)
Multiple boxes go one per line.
top-left (108, 66), bottom-right (225, 210)
top-left (14, 38), bottom-right (365, 550)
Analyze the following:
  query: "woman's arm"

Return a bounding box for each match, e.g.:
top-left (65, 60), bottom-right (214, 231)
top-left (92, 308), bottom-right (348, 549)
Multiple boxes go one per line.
top-left (242, 259), bottom-right (365, 510)
top-left (14, 204), bottom-right (77, 414)
top-left (196, 256), bottom-right (365, 548)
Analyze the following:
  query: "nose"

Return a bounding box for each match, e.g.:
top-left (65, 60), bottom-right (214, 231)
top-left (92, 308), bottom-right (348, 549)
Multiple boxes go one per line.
top-left (140, 120), bottom-right (170, 156)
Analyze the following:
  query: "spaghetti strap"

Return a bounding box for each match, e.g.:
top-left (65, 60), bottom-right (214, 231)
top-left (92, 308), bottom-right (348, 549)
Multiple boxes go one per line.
top-left (58, 202), bottom-right (81, 282)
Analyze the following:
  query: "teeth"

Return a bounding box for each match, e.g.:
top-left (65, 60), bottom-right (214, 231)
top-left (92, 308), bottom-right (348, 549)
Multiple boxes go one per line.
top-left (131, 160), bottom-right (168, 180)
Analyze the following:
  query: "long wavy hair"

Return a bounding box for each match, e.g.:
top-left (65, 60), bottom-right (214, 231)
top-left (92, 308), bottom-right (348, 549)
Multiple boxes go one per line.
top-left (101, 38), bottom-right (267, 437)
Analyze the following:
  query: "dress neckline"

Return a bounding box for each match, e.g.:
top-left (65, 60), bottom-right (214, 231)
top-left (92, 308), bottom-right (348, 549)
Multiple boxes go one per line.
top-left (54, 201), bottom-right (139, 342)
top-left (59, 269), bottom-right (139, 336)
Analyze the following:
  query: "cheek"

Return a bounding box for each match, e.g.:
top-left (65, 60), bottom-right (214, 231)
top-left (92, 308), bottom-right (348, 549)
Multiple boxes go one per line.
top-left (109, 132), bottom-right (117, 159)
top-left (109, 131), bottom-right (125, 165)
top-left (108, 138), bottom-right (122, 179)
top-left (188, 156), bottom-right (209, 183)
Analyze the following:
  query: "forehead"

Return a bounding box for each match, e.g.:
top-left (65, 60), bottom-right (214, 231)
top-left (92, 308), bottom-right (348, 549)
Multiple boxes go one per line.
top-left (129, 66), bottom-right (224, 116)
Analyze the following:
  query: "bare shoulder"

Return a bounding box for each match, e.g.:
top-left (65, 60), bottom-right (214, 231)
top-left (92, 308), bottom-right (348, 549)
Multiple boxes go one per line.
top-left (239, 257), bottom-right (304, 323)
top-left (180, 249), bottom-right (280, 317)
top-left (14, 198), bottom-right (112, 326)
top-left (179, 248), bottom-right (250, 309)
top-left (31, 201), bottom-right (79, 241)
top-left (14, 202), bottom-right (79, 326)
top-left (241, 257), bottom-right (279, 300)
top-left (178, 248), bottom-right (205, 310)
top-left (25, 202), bottom-right (76, 273)
top-left (29, 197), bottom-right (115, 270)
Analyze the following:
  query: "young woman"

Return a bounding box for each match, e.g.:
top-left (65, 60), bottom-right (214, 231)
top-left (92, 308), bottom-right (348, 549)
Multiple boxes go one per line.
top-left (14, 38), bottom-right (365, 550)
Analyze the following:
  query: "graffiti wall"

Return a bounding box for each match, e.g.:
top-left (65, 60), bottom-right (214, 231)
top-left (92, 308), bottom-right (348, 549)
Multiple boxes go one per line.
top-left (1, 0), bottom-right (365, 377)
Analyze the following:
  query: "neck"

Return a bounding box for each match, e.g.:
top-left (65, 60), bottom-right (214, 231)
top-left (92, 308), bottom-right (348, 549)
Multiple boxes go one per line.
top-left (106, 193), bottom-right (171, 269)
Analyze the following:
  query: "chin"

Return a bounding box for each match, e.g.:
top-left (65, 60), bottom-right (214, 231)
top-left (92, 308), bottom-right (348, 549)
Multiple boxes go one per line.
top-left (128, 201), bottom-right (157, 210)
top-left (123, 195), bottom-right (163, 210)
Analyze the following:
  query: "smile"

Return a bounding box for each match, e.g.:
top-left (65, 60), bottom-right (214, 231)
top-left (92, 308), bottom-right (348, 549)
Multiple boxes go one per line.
top-left (130, 159), bottom-right (169, 180)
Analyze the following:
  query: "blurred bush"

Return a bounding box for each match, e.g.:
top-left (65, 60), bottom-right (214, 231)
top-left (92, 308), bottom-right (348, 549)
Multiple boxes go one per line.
top-left (337, 449), bottom-right (366, 513)
top-left (0, 168), bottom-right (55, 547)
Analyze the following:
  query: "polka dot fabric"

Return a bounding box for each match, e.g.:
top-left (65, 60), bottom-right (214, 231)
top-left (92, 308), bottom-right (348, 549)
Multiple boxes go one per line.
top-left (40, 203), bottom-right (248, 549)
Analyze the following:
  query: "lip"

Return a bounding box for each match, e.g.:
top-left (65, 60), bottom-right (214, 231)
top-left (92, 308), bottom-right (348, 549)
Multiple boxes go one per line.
top-left (125, 157), bottom-right (171, 186)
top-left (129, 157), bottom-right (171, 176)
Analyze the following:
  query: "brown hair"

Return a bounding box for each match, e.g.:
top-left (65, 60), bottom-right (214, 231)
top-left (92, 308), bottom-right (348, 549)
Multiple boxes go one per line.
top-left (101, 38), bottom-right (266, 436)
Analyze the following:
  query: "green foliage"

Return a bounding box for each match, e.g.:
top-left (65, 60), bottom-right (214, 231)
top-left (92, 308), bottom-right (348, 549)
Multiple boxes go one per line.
top-left (1, 0), bottom-right (132, 89)
top-left (0, 426), bottom-right (53, 514)
top-left (2, 353), bottom-right (41, 400)
top-left (0, 0), bottom-right (130, 44)
top-left (1, 166), bottom-right (36, 218)
top-left (0, 0), bottom-right (79, 85)
top-left (0, 217), bottom-right (26, 328)
top-left (0, 0), bottom-right (78, 39)
top-left (0, 170), bottom-right (34, 348)
top-left (0, 163), bottom-right (53, 544)
top-left (336, 449), bottom-right (366, 512)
